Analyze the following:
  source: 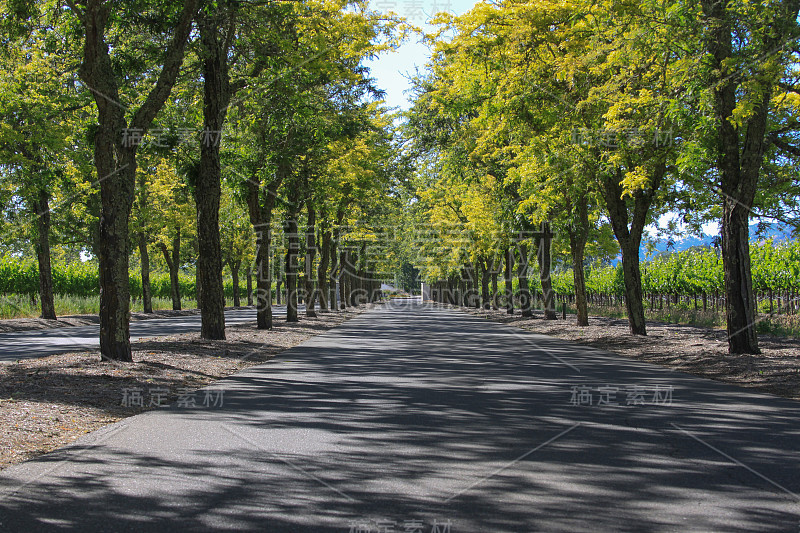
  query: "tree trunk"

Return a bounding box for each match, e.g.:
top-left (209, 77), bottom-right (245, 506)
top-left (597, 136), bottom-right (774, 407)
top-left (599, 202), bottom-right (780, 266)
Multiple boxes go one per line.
top-left (138, 232), bottom-right (153, 314)
top-left (78, 0), bottom-right (197, 362)
top-left (195, 11), bottom-right (231, 341)
top-left (479, 258), bottom-right (490, 309)
top-left (246, 265), bottom-right (253, 306)
top-left (318, 227), bottom-right (331, 312)
top-left (601, 165), bottom-right (664, 336)
top-left (517, 243), bottom-right (533, 317)
top-left (246, 171), bottom-right (283, 330)
top-left (505, 247), bottom-right (514, 314)
top-left (230, 260), bottom-right (240, 308)
top-left (159, 229), bottom-right (181, 311)
top-left (536, 222), bottom-right (557, 320)
top-left (569, 233), bottom-right (589, 326)
top-left (305, 205), bottom-right (317, 317)
top-left (34, 189), bottom-right (56, 320)
top-left (697, 0), bottom-right (792, 353)
top-left (567, 195), bottom-right (590, 326)
top-left (329, 227), bottom-right (340, 311)
top-left (285, 217), bottom-right (299, 322)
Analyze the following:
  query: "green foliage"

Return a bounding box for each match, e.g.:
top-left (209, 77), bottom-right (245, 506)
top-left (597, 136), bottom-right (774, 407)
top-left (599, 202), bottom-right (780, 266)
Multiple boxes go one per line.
top-left (550, 240), bottom-right (800, 297)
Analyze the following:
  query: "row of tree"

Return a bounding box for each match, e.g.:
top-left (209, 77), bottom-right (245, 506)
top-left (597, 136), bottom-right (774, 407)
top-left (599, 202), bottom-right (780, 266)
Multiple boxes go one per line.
top-left (0, 0), bottom-right (407, 361)
top-left (402, 0), bottom-right (800, 354)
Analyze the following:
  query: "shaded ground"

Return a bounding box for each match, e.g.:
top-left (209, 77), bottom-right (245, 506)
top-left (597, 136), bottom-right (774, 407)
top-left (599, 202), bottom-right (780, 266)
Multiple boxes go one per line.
top-left (0, 307), bottom-right (218, 334)
top-left (453, 304), bottom-right (800, 401)
top-left (1, 301), bottom-right (798, 532)
top-left (0, 306), bottom-right (368, 470)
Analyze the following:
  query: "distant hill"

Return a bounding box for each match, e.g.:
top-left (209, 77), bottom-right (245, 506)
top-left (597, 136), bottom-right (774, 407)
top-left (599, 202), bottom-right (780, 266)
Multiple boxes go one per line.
top-left (640, 222), bottom-right (795, 261)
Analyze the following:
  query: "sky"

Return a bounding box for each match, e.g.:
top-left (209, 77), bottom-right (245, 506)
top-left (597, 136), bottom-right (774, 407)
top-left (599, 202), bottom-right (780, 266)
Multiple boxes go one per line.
top-left (363, 0), bottom-right (478, 110)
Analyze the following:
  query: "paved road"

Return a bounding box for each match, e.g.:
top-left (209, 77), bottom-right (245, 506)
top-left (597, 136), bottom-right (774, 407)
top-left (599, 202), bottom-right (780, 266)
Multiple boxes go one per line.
top-left (0, 300), bottom-right (798, 532)
top-left (0, 307), bottom-right (300, 362)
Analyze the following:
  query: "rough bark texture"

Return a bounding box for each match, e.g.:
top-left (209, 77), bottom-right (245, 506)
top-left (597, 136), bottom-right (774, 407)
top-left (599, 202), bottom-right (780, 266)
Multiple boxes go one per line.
top-left (536, 222), bottom-right (557, 320)
top-left (479, 258), bottom-right (490, 309)
top-left (329, 226), bottom-right (341, 311)
top-left (138, 232), bottom-right (153, 314)
top-left (195, 10), bottom-right (231, 340)
top-left (601, 164), bottom-right (664, 336)
top-left (698, 0), bottom-right (799, 353)
top-left (246, 171), bottom-right (283, 330)
top-left (230, 260), bottom-right (241, 308)
top-left (285, 217), bottom-right (300, 322)
top-left (158, 229), bottom-right (181, 311)
top-left (567, 195), bottom-right (590, 327)
top-left (505, 247), bottom-right (514, 314)
top-left (78, 0), bottom-right (197, 361)
top-left (246, 265), bottom-right (253, 306)
top-left (516, 243), bottom-right (533, 317)
top-left (318, 227), bottom-right (331, 312)
top-left (34, 189), bottom-right (56, 320)
top-left (304, 205), bottom-right (317, 317)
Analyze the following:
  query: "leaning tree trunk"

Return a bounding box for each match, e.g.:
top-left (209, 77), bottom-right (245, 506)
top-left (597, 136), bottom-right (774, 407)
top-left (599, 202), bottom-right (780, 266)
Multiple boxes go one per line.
top-left (195, 12), bottom-right (231, 341)
top-left (34, 188), bottom-right (56, 320)
top-left (304, 205), bottom-right (317, 317)
top-left (138, 232), bottom-right (153, 314)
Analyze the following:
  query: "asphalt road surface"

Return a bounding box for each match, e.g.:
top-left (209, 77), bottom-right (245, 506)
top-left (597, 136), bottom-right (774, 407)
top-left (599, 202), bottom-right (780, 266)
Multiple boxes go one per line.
top-left (0, 307), bottom-right (298, 362)
top-left (0, 300), bottom-right (798, 531)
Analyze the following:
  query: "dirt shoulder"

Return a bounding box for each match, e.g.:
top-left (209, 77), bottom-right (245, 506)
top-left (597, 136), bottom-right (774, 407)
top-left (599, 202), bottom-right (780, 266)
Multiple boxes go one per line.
top-left (0, 306), bottom-right (227, 334)
top-left (0, 305), bottom-right (372, 471)
top-left (451, 304), bottom-right (800, 402)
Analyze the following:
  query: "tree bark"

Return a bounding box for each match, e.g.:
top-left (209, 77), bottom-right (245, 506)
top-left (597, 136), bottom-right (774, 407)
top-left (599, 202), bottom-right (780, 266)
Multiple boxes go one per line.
top-left (517, 243), bottom-right (533, 317)
top-left (285, 217), bottom-right (300, 322)
top-left (697, 0), bottom-right (797, 353)
top-left (246, 265), bottom-right (253, 306)
top-left (536, 222), bottom-right (557, 320)
top-left (318, 227), bottom-right (331, 312)
top-left (158, 229), bottom-right (181, 310)
top-left (230, 259), bottom-right (241, 308)
top-left (600, 164), bottom-right (664, 336)
top-left (195, 10), bottom-right (232, 341)
top-left (479, 257), bottom-right (490, 309)
top-left (329, 226), bottom-right (341, 311)
top-left (567, 196), bottom-right (590, 326)
top-left (246, 170), bottom-right (283, 330)
top-left (138, 232), bottom-right (153, 314)
top-left (33, 189), bottom-right (56, 320)
top-left (78, 0), bottom-right (197, 361)
top-left (505, 247), bottom-right (514, 314)
top-left (304, 205), bottom-right (317, 317)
